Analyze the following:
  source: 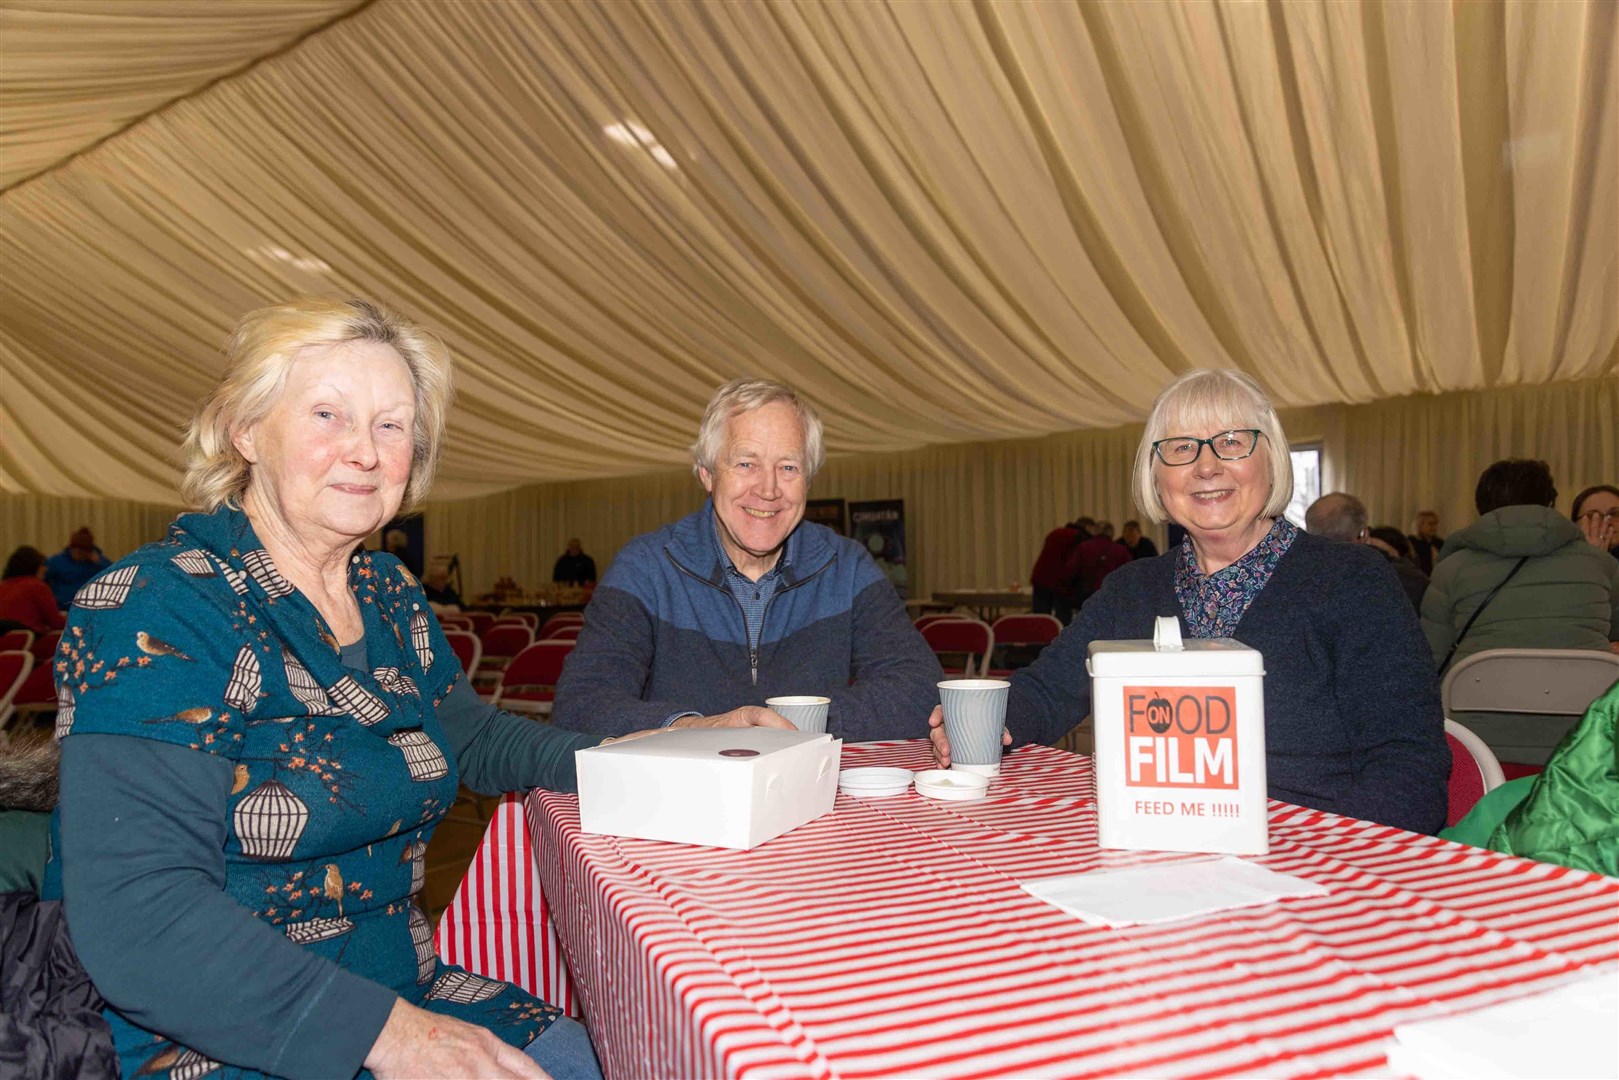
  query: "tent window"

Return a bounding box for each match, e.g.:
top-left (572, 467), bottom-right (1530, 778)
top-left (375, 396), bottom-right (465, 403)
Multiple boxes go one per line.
top-left (1284, 444), bottom-right (1323, 527)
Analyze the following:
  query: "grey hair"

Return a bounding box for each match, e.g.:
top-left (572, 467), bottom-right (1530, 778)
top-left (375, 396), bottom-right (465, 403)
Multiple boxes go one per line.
top-left (690, 378), bottom-right (825, 482)
top-left (1305, 492), bottom-right (1368, 541)
top-left (1131, 369), bottom-right (1294, 524)
top-left (181, 297), bottom-right (454, 515)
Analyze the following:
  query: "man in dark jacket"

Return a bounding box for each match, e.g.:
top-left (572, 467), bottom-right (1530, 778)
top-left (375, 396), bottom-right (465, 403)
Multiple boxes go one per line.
top-left (551, 539), bottom-right (597, 586)
top-left (43, 527), bottom-right (111, 611)
top-left (1305, 493), bottom-right (1428, 612)
top-left (552, 379), bottom-right (942, 740)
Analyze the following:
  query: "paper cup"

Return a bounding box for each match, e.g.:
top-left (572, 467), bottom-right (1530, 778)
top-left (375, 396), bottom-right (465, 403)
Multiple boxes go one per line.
top-left (938, 679), bottom-right (1009, 775)
top-left (766, 695), bottom-right (831, 734)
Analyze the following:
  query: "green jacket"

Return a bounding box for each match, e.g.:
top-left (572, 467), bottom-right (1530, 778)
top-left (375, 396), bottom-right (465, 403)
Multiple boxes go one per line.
top-left (1489, 681), bottom-right (1619, 877)
top-left (1422, 504), bottom-right (1619, 668)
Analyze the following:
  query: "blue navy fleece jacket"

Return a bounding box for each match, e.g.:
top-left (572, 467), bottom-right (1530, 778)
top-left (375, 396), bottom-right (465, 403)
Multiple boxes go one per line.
top-left (551, 502), bottom-right (944, 740)
top-left (1009, 530), bottom-right (1450, 834)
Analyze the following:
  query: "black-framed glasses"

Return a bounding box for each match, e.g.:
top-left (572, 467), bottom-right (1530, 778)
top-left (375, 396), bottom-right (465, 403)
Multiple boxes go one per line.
top-left (1151, 429), bottom-right (1265, 467)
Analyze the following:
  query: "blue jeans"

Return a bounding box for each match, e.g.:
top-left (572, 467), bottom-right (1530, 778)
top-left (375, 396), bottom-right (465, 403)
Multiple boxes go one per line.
top-left (524, 1017), bottom-right (604, 1080)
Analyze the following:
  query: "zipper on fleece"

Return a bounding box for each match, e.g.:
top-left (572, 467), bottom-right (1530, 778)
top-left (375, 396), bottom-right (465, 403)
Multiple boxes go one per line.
top-left (665, 550), bottom-right (834, 688)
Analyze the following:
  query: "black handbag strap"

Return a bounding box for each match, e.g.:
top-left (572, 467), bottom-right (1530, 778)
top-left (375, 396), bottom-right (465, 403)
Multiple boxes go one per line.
top-left (1437, 555), bottom-right (1530, 675)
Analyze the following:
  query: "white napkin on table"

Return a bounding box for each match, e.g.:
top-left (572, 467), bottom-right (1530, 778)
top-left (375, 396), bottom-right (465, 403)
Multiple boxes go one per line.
top-left (1020, 855), bottom-right (1328, 927)
top-left (1384, 969), bottom-right (1619, 1079)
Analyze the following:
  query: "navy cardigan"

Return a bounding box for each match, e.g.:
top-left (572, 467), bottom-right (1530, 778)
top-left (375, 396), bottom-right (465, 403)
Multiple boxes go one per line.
top-left (1010, 530), bottom-right (1450, 834)
top-left (552, 503), bottom-right (943, 740)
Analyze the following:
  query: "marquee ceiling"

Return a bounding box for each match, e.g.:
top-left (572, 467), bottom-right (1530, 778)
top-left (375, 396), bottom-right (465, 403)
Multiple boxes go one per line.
top-left (1, 0), bottom-right (1613, 503)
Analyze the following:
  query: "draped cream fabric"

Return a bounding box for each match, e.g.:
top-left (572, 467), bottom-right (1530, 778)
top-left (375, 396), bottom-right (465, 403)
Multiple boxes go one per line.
top-left (1, 0), bottom-right (1613, 505)
top-left (13, 377), bottom-right (1604, 600)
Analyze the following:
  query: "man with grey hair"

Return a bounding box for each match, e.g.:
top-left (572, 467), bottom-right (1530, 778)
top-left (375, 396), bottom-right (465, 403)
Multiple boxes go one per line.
top-left (552, 378), bottom-right (943, 739)
top-left (1306, 492), bottom-right (1427, 611)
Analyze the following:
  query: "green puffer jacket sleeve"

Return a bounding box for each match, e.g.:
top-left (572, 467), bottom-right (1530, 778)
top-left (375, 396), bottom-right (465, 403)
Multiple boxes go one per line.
top-left (1488, 681), bottom-right (1619, 877)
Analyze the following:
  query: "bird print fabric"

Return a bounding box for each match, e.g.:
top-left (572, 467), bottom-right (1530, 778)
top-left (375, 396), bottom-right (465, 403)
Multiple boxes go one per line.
top-left (48, 506), bottom-right (561, 1079)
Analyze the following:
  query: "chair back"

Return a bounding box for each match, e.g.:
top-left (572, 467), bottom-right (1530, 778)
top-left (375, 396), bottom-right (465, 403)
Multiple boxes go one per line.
top-left (922, 619), bottom-right (994, 677)
top-left (991, 614), bottom-right (1063, 646)
top-left (539, 613), bottom-right (585, 638)
top-left (438, 613), bottom-right (474, 631)
top-left (0, 650), bottom-right (35, 732)
top-left (497, 641), bottom-right (576, 715)
top-left (1443, 718), bottom-right (1506, 828)
top-left (30, 629), bottom-right (62, 664)
top-left (443, 630), bottom-right (483, 678)
top-left (915, 613), bottom-right (969, 631)
top-left (543, 625), bottom-right (582, 641)
top-left (479, 624), bottom-right (534, 662)
top-left (495, 613), bottom-right (539, 632)
top-left (0, 629), bottom-right (33, 652)
top-left (464, 611), bottom-right (496, 637)
top-left (1442, 649), bottom-right (1619, 717)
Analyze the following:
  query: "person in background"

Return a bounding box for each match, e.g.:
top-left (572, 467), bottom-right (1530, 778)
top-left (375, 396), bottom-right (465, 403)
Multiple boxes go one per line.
top-left (1366, 526), bottom-right (1429, 612)
top-left (1304, 493), bottom-right (1428, 613)
top-left (1118, 519), bottom-right (1158, 560)
top-left (1070, 520), bottom-right (1132, 603)
top-left (44, 527), bottom-right (111, 611)
top-left (551, 538), bottom-right (597, 586)
top-left (1407, 510), bottom-right (1444, 575)
top-left (1570, 484), bottom-right (1619, 560)
top-left (1422, 460), bottom-right (1619, 671)
top-left (421, 567), bottom-right (463, 608)
top-left (0, 545), bottom-right (66, 634)
top-left (930, 369), bottom-right (1449, 834)
top-left (1030, 518), bottom-right (1087, 625)
top-left (381, 527), bottom-right (422, 578)
top-left (552, 378), bottom-right (942, 740)
top-left (48, 297), bottom-right (643, 1080)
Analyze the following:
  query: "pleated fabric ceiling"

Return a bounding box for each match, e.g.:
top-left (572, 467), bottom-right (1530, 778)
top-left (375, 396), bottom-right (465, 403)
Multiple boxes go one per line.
top-left (1, 0), bottom-right (1614, 504)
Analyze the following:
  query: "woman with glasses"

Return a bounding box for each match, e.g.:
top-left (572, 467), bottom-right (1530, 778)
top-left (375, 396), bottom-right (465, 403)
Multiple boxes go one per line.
top-left (1571, 484), bottom-right (1619, 558)
top-left (929, 369), bottom-right (1449, 834)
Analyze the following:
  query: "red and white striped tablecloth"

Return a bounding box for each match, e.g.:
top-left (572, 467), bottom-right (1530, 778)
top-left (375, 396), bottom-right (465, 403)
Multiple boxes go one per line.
top-left (438, 742), bottom-right (1619, 1078)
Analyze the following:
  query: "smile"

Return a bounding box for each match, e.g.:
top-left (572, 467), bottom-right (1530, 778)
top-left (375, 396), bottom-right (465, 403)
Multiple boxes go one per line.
top-left (742, 508), bottom-right (779, 518)
top-left (332, 484), bottom-right (378, 495)
top-left (1191, 490), bottom-right (1233, 502)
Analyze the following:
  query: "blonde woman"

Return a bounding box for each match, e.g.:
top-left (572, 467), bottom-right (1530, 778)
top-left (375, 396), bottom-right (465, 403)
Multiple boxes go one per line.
top-left (930, 369), bottom-right (1449, 833)
top-left (49, 298), bottom-right (623, 1079)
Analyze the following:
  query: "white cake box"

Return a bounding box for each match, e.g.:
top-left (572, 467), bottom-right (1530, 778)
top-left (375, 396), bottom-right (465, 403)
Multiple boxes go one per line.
top-left (576, 727), bottom-right (841, 850)
top-left (1087, 617), bottom-right (1269, 855)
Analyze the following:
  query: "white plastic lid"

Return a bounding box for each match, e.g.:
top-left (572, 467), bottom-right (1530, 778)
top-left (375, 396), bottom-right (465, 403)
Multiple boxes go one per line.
top-left (1087, 635), bottom-right (1265, 678)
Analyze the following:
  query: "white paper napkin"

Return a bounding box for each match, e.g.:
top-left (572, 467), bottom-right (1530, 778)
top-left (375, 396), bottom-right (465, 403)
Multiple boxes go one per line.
top-left (1020, 856), bottom-right (1328, 927)
top-left (1385, 969), bottom-right (1619, 1080)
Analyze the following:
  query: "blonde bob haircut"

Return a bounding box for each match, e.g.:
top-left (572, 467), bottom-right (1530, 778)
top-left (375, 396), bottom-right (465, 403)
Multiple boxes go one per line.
top-left (181, 297), bottom-right (453, 515)
top-left (1131, 368), bottom-right (1294, 525)
top-left (690, 378), bottom-right (825, 483)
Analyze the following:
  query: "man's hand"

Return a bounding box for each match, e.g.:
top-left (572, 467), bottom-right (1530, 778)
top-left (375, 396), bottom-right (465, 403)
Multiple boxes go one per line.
top-left (670, 706), bottom-right (794, 730)
top-left (927, 705), bottom-right (1012, 768)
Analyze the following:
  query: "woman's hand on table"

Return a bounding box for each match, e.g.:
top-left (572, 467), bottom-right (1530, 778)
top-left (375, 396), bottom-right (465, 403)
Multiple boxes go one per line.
top-left (671, 706), bottom-right (794, 731)
top-left (366, 998), bottom-right (549, 1079)
top-left (927, 705), bottom-right (1012, 769)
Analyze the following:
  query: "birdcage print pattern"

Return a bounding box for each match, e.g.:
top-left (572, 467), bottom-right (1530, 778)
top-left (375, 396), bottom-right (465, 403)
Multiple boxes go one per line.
top-left (371, 666), bottom-right (420, 698)
top-left (401, 839), bottom-right (427, 895)
top-left (327, 674), bottom-right (390, 725)
top-left (54, 680), bottom-right (75, 740)
top-left (208, 554), bottom-right (249, 596)
top-left (223, 645), bottom-right (262, 716)
top-left (388, 728), bottom-right (449, 782)
top-left (241, 550), bottom-right (295, 598)
top-left (233, 779), bottom-right (309, 860)
top-left (426, 970), bottom-right (505, 1004)
top-left (282, 648), bottom-right (341, 716)
top-left (410, 611), bottom-right (433, 670)
top-left (72, 564), bottom-right (139, 609)
top-left (409, 904), bottom-right (436, 984)
top-left (170, 1048), bottom-right (222, 1080)
top-left (283, 916), bottom-right (354, 945)
top-left (169, 549), bottom-right (216, 577)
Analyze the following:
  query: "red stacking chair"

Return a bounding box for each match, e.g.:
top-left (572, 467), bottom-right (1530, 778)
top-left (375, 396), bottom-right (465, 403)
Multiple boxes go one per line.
top-left (914, 613), bottom-right (968, 632)
top-left (438, 613), bottom-right (474, 631)
top-left (0, 650), bottom-right (36, 737)
top-left (542, 624), bottom-right (582, 642)
top-left (1443, 719), bottom-right (1506, 828)
top-left (30, 629), bottom-right (62, 665)
top-left (496, 641), bottom-right (576, 717)
top-left (7, 631), bottom-right (62, 727)
top-left (539, 613), bottom-right (585, 639)
top-left (922, 619), bottom-right (994, 679)
top-left (495, 612), bottom-right (539, 632)
top-left (443, 630), bottom-right (483, 678)
top-left (463, 611), bottom-right (496, 638)
top-left (0, 629), bottom-right (33, 652)
top-left (986, 613), bottom-right (1064, 677)
top-left (475, 624), bottom-right (533, 697)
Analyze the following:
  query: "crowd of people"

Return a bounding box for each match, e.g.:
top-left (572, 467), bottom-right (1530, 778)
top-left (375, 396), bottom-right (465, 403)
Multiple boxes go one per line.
top-left (2, 294), bottom-right (1615, 1080)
